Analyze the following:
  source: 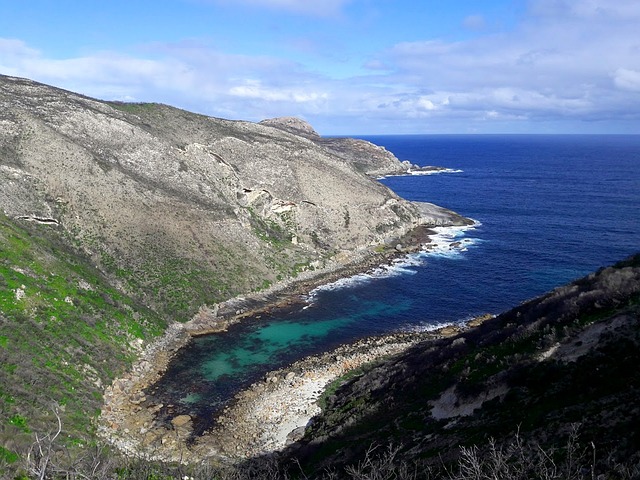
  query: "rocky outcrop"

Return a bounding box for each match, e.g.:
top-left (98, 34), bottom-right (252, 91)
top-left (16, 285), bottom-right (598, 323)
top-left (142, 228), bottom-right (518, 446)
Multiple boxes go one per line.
top-left (0, 75), bottom-right (469, 318)
top-left (259, 117), bottom-right (320, 138)
top-left (260, 116), bottom-right (417, 177)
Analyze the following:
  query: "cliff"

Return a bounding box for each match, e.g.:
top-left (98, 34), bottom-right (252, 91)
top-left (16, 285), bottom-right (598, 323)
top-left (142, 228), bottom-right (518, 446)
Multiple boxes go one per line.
top-left (259, 116), bottom-right (413, 177)
top-left (0, 74), bottom-right (470, 474)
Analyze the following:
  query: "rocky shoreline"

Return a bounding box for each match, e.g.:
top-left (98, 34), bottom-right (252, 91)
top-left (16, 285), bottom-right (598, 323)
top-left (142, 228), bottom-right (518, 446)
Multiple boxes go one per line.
top-left (191, 323), bottom-right (482, 460)
top-left (97, 223), bottom-right (477, 464)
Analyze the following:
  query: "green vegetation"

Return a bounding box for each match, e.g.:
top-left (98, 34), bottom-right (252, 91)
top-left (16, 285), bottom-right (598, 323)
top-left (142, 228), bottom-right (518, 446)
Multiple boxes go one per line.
top-left (83, 227), bottom-right (264, 319)
top-left (318, 363), bottom-right (374, 410)
top-left (247, 207), bottom-right (292, 247)
top-left (0, 446), bottom-right (19, 465)
top-left (243, 207), bottom-right (320, 283)
top-left (107, 101), bottom-right (160, 115)
top-left (0, 213), bottom-right (166, 467)
top-left (8, 415), bottom-right (29, 433)
top-left (291, 256), bottom-right (640, 477)
top-left (5, 423), bottom-right (638, 479)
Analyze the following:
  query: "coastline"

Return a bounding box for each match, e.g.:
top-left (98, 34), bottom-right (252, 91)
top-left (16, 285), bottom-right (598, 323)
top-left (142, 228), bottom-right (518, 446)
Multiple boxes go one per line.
top-left (193, 329), bottom-right (457, 459)
top-left (377, 166), bottom-right (463, 179)
top-left (97, 221), bottom-right (477, 463)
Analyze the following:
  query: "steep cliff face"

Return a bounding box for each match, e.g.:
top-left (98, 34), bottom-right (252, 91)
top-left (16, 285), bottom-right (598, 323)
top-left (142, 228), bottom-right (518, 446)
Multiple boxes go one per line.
top-left (0, 75), bottom-right (464, 318)
top-left (287, 254), bottom-right (640, 476)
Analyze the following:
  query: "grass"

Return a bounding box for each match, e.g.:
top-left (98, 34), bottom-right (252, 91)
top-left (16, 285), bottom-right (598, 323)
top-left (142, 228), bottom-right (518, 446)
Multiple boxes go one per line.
top-left (106, 101), bottom-right (160, 115)
top-left (0, 213), bottom-right (167, 463)
top-left (317, 364), bottom-right (370, 410)
top-left (0, 203), bottom-right (321, 472)
top-left (90, 234), bottom-right (255, 318)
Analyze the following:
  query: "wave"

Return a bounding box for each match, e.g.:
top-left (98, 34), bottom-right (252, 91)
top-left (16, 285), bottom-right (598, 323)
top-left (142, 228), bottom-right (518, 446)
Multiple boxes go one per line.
top-left (402, 319), bottom-right (465, 333)
top-left (378, 168), bottom-right (463, 179)
top-left (304, 223), bottom-right (482, 305)
top-left (305, 257), bottom-right (423, 301)
top-left (408, 168), bottom-right (464, 176)
top-left (401, 313), bottom-right (482, 333)
top-left (420, 222), bottom-right (483, 258)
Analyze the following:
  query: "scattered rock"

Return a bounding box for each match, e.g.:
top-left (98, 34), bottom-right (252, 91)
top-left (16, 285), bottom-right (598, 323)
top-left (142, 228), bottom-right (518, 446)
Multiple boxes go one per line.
top-left (171, 415), bottom-right (192, 428)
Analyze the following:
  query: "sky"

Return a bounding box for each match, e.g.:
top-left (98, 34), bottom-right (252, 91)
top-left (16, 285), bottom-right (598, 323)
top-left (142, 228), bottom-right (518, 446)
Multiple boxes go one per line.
top-left (1, 0), bottom-right (639, 135)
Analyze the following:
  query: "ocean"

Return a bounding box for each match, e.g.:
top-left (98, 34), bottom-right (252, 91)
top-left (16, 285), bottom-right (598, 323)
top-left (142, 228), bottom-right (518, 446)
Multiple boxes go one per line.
top-left (148, 134), bottom-right (640, 432)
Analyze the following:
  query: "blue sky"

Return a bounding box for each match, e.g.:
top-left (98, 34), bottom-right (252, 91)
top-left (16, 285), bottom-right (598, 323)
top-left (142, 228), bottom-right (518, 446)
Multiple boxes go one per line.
top-left (1, 0), bottom-right (639, 134)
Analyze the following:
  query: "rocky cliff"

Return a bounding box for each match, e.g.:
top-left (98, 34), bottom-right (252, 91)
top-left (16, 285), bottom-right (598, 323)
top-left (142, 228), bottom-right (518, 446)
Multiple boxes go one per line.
top-left (0, 74), bottom-right (472, 474)
top-left (0, 75), bottom-right (467, 319)
top-left (259, 116), bottom-right (413, 177)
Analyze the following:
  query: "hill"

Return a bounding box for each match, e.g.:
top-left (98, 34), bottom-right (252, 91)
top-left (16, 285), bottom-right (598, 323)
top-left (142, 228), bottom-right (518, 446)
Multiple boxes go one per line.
top-left (1, 75), bottom-right (469, 319)
top-left (284, 254), bottom-right (640, 478)
top-left (0, 74), bottom-right (468, 475)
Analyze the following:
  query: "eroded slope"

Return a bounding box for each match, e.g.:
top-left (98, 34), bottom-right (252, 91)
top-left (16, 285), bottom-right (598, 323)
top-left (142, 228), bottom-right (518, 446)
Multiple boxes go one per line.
top-left (0, 75), bottom-right (466, 319)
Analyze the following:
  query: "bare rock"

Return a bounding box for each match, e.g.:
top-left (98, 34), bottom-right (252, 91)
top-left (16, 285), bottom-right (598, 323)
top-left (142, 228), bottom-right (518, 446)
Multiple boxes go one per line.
top-left (171, 414), bottom-right (192, 428)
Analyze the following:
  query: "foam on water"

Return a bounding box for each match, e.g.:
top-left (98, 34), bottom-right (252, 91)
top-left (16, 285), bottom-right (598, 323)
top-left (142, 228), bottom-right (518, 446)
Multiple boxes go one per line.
top-left (305, 223), bottom-right (481, 305)
top-left (378, 168), bottom-right (464, 179)
top-left (402, 313), bottom-right (479, 334)
top-left (421, 222), bottom-right (482, 258)
top-left (305, 259), bottom-right (422, 300)
top-left (408, 168), bottom-right (464, 176)
top-left (402, 319), bottom-right (464, 333)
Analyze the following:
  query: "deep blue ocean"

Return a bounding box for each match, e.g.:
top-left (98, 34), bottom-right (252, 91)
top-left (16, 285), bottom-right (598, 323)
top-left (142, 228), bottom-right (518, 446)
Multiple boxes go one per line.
top-left (149, 135), bottom-right (640, 431)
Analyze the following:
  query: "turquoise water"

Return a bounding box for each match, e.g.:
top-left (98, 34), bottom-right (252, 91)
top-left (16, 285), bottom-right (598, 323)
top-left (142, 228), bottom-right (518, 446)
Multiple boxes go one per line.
top-left (148, 292), bottom-right (418, 435)
top-left (198, 296), bottom-right (414, 384)
top-left (147, 134), bottom-right (640, 436)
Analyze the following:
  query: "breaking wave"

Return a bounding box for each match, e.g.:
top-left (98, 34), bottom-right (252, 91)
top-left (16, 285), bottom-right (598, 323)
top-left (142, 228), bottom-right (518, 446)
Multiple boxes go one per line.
top-left (304, 223), bottom-right (481, 305)
top-left (378, 168), bottom-right (463, 179)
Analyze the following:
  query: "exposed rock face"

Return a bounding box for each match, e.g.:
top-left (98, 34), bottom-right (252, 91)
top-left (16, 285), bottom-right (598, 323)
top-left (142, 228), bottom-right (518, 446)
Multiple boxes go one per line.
top-left (260, 116), bottom-right (412, 176)
top-left (0, 75), bottom-right (468, 317)
top-left (287, 254), bottom-right (640, 476)
top-left (259, 116), bottom-right (320, 138)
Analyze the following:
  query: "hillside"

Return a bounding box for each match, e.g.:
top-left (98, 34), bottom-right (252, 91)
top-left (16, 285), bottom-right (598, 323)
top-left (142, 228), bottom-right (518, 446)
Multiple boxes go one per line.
top-left (0, 75), bottom-right (470, 475)
top-left (1, 75), bottom-right (467, 321)
top-left (259, 117), bottom-right (414, 177)
top-left (284, 254), bottom-right (640, 478)
top-left (0, 213), bottom-right (167, 469)
top-left (6, 75), bottom-right (635, 480)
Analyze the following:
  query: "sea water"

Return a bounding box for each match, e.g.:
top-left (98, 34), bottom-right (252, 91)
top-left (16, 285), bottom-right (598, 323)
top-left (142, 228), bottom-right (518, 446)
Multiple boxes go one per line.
top-left (149, 134), bottom-right (640, 433)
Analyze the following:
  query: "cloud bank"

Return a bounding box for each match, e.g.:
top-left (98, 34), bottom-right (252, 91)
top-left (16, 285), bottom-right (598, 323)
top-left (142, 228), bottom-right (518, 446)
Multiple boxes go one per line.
top-left (1, 0), bottom-right (639, 134)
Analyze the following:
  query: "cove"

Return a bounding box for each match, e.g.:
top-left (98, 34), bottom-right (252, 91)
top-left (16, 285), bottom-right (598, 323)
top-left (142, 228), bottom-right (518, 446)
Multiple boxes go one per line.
top-left (144, 233), bottom-right (475, 437)
top-left (145, 134), bottom-right (640, 440)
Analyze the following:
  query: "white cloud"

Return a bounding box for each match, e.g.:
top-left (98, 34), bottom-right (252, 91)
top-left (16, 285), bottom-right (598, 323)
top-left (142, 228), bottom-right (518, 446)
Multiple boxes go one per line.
top-left (363, 0), bottom-right (640, 129)
top-left (1, 0), bottom-right (639, 134)
top-left (530, 0), bottom-right (640, 19)
top-left (229, 79), bottom-right (328, 103)
top-left (0, 37), bottom-right (334, 122)
top-left (613, 68), bottom-right (640, 92)
top-left (0, 38), bottom-right (39, 57)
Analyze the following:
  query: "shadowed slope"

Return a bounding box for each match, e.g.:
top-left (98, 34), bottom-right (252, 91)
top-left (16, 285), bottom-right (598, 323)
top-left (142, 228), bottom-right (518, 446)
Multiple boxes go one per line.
top-left (286, 254), bottom-right (640, 477)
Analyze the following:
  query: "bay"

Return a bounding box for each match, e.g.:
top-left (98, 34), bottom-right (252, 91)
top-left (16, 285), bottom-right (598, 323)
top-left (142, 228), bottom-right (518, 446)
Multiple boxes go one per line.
top-left (148, 134), bottom-right (640, 434)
